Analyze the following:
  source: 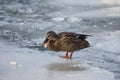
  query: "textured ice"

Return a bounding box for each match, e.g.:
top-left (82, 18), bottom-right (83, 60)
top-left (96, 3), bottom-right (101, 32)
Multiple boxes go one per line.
top-left (95, 31), bottom-right (120, 52)
top-left (53, 0), bottom-right (103, 5)
top-left (67, 17), bottom-right (82, 22)
top-left (0, 0), bottom-right (120, 80)
top-left (118, 55), bottom-right (120, 61)
top-left (51, 17), bottom-right (65, 22)
top-left (0, 41), bottom-right (115, 80)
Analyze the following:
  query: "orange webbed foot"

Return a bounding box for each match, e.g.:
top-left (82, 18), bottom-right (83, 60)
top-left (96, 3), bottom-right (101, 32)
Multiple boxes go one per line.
top-left (60, 55), bottom-right (71, 59)
top-left (60, 51), bottom-right (73, 59)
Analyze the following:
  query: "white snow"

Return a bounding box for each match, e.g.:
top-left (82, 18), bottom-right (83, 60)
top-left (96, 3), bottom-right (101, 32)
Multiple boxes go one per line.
top-left (0, 41), bottom-right (115, 80)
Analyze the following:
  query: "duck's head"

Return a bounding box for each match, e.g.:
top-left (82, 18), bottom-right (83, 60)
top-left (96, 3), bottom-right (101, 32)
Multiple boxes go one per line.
top-left (43, 31), bottom-right (58, 48)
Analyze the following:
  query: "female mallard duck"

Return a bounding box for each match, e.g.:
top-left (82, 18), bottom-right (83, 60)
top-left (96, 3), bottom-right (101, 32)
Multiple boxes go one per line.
top-left (43, 31), bottom-right (90, 59)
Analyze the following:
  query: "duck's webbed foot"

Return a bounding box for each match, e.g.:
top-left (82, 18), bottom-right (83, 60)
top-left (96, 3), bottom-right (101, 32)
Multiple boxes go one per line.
top-left (60, 51), bottom-right (73, 59)
top-left (60, 55), bottom-right (70, 59)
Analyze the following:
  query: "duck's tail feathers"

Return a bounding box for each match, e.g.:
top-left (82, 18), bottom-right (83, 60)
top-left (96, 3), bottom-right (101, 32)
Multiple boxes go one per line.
top-left (76, 34), bottom-right (92, 40)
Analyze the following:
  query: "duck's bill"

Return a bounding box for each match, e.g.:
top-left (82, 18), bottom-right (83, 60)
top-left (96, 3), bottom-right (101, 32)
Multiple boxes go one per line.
top-left (44, 44), bottom-right (47, 48)
top-left (43, 38), bottom-right (49, 48)
top-left (44, 42), bottom-right (48, 48)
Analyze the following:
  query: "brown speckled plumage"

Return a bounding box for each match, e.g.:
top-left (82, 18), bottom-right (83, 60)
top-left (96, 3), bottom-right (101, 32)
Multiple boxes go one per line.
top-left (43, 31), bottom-right (90, 59)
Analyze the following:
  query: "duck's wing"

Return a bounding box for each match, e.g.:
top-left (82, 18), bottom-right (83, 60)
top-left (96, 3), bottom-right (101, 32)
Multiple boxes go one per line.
top-left (58, 32), bottom-right (81, 44)
top-left (76, 34), bottom-right (91, 40)
top-left (58, 32), bottom-right (76, 38)
top-left (58, 32), bottom-right (90, 51)
top-left (58, 32), bottom-right (91, 40)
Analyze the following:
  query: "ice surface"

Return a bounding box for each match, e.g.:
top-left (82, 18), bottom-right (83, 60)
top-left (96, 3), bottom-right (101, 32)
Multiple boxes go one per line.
top-left (48, 0), bottom-right (120, 18)
top-left (51, 17), bottom-right (65, 22)
top-left (53, 0), bottom-right (109, 5)
top-left (0, 41), bottom-right (115, 80)
top-left (67, 17), bottom-right (82, 22)
top-left (0, 0), bottom-right (120, 80)
top-left (95, 31), bottom-right (120, 52)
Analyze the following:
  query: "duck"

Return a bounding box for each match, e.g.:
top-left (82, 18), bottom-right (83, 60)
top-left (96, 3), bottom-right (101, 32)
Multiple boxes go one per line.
top-left (43, 31), bottom-right (91, 59)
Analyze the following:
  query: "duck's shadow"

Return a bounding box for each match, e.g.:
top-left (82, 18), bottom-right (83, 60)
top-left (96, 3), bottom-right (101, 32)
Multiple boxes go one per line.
top-left (47, 62), bottom-right (89, 72)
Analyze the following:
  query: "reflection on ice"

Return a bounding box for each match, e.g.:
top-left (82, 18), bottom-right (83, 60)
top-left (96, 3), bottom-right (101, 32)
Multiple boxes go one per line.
top-left (46, 62), bottom-right (114, 80)
top-left (47, 62), bottom-right (89, 71)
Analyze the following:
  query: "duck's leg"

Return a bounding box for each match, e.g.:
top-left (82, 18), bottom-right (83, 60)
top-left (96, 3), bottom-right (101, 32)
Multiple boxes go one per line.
top-left (63, 51), bottom-right (69, 58)
top-left (60, 51), bottom-right (70, 59)
top-left (69, 51), bottom-right (73, 59)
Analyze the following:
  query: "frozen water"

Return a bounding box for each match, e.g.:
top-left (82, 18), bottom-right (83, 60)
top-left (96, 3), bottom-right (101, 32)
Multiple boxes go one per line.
top-left (0, 0), bottom-right (120, 80)
top-left (0, 41), bottom-right (115, 80)
top-left (51, 17), bottom-right (65, 22)
top-left (67, 17), bottom-right (82, 22)
top-left (53, 0), bottom-right (117, 6)
top-left (95, 31), bottom-right (120, 52)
